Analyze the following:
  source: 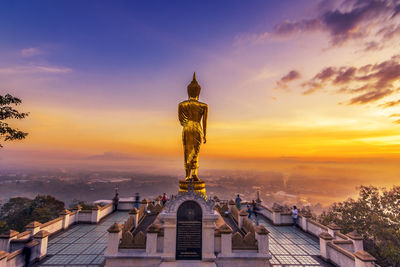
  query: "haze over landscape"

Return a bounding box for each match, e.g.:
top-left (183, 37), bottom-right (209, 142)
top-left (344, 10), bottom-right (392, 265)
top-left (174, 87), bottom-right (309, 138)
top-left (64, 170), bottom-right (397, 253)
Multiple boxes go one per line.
top-left (1, 0), bottom-right (400, 208)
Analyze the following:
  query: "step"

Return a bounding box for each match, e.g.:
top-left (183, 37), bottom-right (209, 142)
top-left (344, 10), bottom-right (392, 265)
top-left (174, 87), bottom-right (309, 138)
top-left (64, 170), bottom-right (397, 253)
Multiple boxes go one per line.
top-left (159, 261), bottom-right (217, 267)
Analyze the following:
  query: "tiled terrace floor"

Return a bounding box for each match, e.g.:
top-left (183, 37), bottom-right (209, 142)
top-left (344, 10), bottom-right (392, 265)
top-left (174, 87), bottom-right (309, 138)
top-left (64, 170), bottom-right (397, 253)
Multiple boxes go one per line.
top-left (249, 215), bottom-right (332, 267)
top-left (39, 211), bottom-right (330, 267)
top-left (38, 212), bottom-right (129, 267)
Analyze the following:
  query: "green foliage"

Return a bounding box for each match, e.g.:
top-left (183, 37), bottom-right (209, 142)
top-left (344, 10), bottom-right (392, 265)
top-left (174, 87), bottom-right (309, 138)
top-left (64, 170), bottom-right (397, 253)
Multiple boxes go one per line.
top-left (69, 199), bottom-right (96, 210)
top-left (0, 93), bottom-right (29, 147)
top-left (318, 185), bottom-right (400, 267)
top-left (0, 195), bottom-right (65, 233)
top-left (0, 220), bottom-right (8, 233)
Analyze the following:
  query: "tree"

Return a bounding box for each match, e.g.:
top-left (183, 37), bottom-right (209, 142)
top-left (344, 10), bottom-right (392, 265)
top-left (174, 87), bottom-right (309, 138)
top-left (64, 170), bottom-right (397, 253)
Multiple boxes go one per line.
top-left (319, 185), bottom-right (400, 267)
top-left (0, 195), bottom-right (65, 233)
top-left (0, 93), bottom-right (29, 147)
top-left (69, 199), bottom-right (96, 210)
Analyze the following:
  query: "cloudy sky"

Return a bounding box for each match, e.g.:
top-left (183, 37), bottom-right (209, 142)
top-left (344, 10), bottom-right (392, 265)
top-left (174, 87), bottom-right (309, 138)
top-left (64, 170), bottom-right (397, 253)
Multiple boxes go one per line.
top-left (1, 0), bottom-right (400, 184)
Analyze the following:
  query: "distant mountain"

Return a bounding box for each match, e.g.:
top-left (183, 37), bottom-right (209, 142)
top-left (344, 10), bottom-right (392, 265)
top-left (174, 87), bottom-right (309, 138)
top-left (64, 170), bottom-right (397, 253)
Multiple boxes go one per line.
top-left (84, 152), bottom-right (137, 161)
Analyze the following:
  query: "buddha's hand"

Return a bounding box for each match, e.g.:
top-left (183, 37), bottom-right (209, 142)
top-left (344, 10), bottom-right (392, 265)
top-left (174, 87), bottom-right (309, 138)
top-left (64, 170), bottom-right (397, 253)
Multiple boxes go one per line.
top-left (203, 136), bottom-right (207, 144)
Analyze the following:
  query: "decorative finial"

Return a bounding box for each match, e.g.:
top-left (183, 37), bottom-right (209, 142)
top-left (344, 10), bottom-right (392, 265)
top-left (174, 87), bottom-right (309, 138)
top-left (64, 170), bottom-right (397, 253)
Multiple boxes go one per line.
top-left (187, 72), bottom-right (201, 98)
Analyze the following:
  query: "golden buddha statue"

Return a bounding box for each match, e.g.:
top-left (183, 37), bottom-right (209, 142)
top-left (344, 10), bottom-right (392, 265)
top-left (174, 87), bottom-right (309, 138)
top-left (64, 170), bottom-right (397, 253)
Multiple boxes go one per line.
top-left (178, 73), bottom-right (208, 196)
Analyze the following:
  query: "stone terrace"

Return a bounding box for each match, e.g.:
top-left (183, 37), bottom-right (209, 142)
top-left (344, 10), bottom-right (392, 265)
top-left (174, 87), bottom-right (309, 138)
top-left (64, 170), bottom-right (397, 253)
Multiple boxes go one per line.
top-left (37, 212), bottom-right (129, 267)
top-left (249, 215), bottom-right (332, 267)
top-left (36, 210), bottom-right (332, 267)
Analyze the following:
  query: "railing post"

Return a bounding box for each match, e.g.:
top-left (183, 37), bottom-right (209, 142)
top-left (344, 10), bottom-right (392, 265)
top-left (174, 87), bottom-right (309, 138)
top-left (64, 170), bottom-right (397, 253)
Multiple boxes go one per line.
top-left (160, 214), bottom-right (176, 261)
top-left (59, 209), bottom-right (71, 230)
top-left (73, 205), bottom-right (82, 223)
top-left (238, 210), bottom-right (248, 229)
top-left (129, 208), bottom-right (139, 227)
top-left (146, 224), bottom-right (160, 255)
top-left (255, 225), bottom-right (269, 254)
top-left (0, 250), bottom-right (8, 267)
top-left (354, 250), bottom-right (376, 267)
top-left (33, 230), bottom-right (50, 261)
top-left (0, 230), bottom-right (19, 252)
top-left (91, 205), bottom-right (101, 224)
top-left (319, 232), bottom-right (334, 261)
top-left (228, 199), bottom-right (235, 212)
top-left (300, 213), bottom-right (311, 232)
top-left (106, 223), bottom-right (122, 255)
top-left (272, 207), bottom-right (282, 225)
top-left (219, 224), bottom-right (232, 256)
top-left (347, 231), bottom-right (364, 251)
top-left (327, 223), bottom-right (341, 238)
top-left (26, 221), bottom-right (41, 236)
top-left (141, 199), bottom-right (148, 210)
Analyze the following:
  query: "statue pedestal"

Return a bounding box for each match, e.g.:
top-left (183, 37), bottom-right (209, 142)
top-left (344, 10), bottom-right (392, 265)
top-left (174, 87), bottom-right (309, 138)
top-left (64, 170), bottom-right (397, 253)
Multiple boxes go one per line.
top-left (178, 180), bottom-right (206, 197)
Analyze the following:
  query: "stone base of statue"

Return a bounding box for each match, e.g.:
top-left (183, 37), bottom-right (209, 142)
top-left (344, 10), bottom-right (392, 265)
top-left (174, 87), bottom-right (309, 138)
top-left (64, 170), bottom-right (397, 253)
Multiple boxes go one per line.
top-left (178, 180), bottom-right (206, 197)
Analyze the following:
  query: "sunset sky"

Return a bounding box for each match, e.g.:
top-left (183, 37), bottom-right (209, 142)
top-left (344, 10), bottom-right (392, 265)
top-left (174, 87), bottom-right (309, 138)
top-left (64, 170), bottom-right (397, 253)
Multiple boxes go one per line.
top-left (1, 0), bottom-right (400, 187)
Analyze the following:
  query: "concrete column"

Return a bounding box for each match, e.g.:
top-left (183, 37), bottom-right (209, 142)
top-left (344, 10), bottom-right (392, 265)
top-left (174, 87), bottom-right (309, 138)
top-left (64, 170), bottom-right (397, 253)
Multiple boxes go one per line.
top-left (256, 189), bottom-right (262, 203)
top-left (33, 230), bottom-right (50, 260)
top-left (0, 250), bottom-right (8, 267)
top-left (91, 205), bottom-right (101, 224)
top-left (319, 232), bottom-right (334, 261)
top-left (129, 208), bottom-right (139, 227)
top-left (219, 224), bottom-right (233, 256)
top-left (0, 230), bottom-right (19, 252)
top-left (272, 208), bottom-right (282, 225)
top-left (106, 223), bottom-right (122, 255)
top-left (202, 218), bottom-right (217, 260)
top-left (155, 197), bottom-right (161, 206)
top-left (347, 231), bottom-right (364, 251)
top-left (26, 221), bottom-right (42, 236)
top-left (59, 209), bottom-right (71, 230)
top-left (146, 224), bottom-right (160, 255)
top-left (146, 233), bottom-right (158, 255)
top-left (238, 210), bottom-right (248, 230)
top-left (255, 225), bottom-right (269, 254)
top-left (300, 214), bottom-right (311, 232)
top-left (161, 215), bottom-right (176, 261)
top-left (228, 200), bottom-right (235, 212)
top-left (73, 205), bottom-right (82, 223)
top-left (141, 199), bottom-right (148, 210)
top-left (327, 223), bottom-right (341, 238)
top-left (354, 250), bottom-right (376, 267)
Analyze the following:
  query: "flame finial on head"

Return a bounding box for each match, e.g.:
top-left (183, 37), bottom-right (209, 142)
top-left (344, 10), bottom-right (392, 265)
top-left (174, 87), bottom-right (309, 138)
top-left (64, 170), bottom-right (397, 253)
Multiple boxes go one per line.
top-left (187, 72), bottom-right (201, 98)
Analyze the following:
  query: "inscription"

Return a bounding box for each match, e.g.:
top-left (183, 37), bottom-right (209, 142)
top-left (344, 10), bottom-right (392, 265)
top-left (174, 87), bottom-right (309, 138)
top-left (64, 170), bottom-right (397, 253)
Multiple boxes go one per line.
top-left (176, 201), bottom-right (202, 260)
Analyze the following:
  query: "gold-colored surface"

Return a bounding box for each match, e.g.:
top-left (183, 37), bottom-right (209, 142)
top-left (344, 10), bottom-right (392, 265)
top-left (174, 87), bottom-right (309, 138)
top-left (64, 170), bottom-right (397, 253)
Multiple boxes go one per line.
top-left (178, 72), bottom-right (208, 181)
top-left (178, 180), bottom-right (207, 196)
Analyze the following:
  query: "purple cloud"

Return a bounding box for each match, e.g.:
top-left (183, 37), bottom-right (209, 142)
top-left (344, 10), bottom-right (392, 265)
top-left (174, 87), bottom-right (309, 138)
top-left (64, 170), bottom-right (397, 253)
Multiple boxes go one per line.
top-left (301, 55), bottom-right (400, 108)
top-left (349, 89), bottom-right (393, 104)
top-left (271, 0), bottom-right (400, 45)
top-left (276, 70), bottom-right (301, 89)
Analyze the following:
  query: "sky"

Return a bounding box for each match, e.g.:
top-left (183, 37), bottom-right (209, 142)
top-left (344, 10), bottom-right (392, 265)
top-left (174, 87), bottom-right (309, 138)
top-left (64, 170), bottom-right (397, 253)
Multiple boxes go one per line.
top-left (1, 0), bottom-right (400, 190)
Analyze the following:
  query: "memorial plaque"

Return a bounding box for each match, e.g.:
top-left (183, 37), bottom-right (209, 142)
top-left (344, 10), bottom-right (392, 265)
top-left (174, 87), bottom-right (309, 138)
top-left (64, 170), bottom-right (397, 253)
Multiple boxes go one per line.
top-left (176, 201), bottom-right (202, 260)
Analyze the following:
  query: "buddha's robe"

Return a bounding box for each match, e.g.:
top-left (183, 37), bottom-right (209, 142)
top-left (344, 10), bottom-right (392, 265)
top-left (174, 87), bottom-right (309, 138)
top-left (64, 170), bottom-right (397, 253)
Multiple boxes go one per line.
top-left (178, 100), bottom-right (208, 170)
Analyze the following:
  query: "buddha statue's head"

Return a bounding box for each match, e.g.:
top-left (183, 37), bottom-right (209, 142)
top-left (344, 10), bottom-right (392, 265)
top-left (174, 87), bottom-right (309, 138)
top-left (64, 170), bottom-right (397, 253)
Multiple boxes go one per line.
top-left (187, 72), bottom-right (201, 99)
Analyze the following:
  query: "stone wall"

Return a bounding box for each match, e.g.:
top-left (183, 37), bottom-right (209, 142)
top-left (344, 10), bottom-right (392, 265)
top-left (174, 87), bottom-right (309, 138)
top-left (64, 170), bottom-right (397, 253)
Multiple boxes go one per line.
top-left (0, 232), bottom-right (49, 267)
top-left (0, 201), bottom-right (115, 267)
top-left (306, 219), bottom-right (327, 236)
top-left (40, 218), bottom-right (63, 234)
top-left (77, 211), bottom-right (92, 223)
top-left (257, 203), bottom-right (376, 267)
top-left (327, 243), bottom-right (355, 267)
